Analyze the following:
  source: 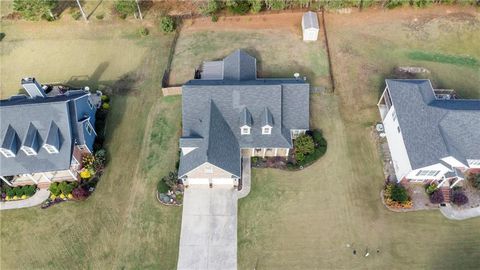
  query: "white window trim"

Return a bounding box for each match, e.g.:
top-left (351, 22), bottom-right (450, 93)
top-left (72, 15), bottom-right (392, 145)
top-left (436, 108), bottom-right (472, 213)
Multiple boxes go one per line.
top-left (241, 126), bottom-right (250, 135)
top-left (262, 126), bottom-right (271, 135)
top-left (87, 98), bottom-right (94, 110)
top-left (0, 148), bottom-right (15, 158)
top-left (43, 144), bottom-right (59, 154)
top-left (21, 146), bottom-right (37, 156)
top-left (85, 121), bottom-right (94, 135)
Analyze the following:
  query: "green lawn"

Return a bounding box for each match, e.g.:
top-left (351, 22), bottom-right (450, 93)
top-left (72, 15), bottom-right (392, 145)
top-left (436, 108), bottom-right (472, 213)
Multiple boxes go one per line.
top-left (170, 28), bottom-right (331, 88)
top-left (0, 21), bottom-right (182, 269)
top-left (238, 7), bottom-right (480, 269)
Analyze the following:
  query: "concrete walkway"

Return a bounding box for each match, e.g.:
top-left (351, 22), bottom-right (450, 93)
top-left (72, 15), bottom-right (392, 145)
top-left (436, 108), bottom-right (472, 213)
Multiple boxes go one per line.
top-left (238, 156), bottom-right (251, 199)
top-left (440, 204), bottom-right (480, 220)
top-left (0, 189), bottom-right (50, 211)
top-left (177, 186), bottom-right (237, 270)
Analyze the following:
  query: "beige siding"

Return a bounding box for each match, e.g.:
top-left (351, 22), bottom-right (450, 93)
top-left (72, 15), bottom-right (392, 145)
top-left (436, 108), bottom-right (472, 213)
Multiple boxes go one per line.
top-left (162, 87), bottom-right (182, 96)
top-left (185, 163), bottom-right (234, 179)
top-left (277, 148), bottom-right (288, 157)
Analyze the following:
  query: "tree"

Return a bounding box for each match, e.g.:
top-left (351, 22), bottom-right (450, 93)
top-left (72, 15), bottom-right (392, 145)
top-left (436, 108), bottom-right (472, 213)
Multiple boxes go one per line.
top-left (114, 0), bottom-right (137, 18)
top-left (294, 134), bottom-right (315, 162)
top-left (75, 0), bottom-right (87, 21)
top-left (13, 0), bottom-right (58, 21)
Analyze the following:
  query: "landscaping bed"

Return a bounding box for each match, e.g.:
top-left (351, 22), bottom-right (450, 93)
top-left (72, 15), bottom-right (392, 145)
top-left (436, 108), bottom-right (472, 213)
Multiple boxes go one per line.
top-left (157, 171), bottom-right (184, 206)
top-left (1, 184), bottom-right (37, 202)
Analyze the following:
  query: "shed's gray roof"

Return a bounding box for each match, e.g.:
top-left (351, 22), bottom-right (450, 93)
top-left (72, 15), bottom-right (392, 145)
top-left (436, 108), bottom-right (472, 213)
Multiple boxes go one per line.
top-left (0, 91), bottom-right (88, 176)
top-left (386, 79), bottom-right (480, 170)
top-left (180, 50), bottom-right (310, 176)
top-left (302, 11), bottom-right (319, 29)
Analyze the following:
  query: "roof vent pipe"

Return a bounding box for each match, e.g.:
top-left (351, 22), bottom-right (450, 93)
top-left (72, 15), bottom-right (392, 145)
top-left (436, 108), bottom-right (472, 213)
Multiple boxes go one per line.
top-left (21, 77), bottom-right (46, 98)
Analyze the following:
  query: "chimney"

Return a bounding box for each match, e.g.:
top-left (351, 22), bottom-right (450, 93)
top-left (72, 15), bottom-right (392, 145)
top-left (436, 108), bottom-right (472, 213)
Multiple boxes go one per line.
top-left (21, 77), bottom-right (46, 98)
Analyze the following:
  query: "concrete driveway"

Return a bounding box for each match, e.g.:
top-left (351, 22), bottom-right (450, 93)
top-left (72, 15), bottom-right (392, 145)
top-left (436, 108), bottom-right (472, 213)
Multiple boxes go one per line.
top-left (177, 186), bottom-right (238, 270)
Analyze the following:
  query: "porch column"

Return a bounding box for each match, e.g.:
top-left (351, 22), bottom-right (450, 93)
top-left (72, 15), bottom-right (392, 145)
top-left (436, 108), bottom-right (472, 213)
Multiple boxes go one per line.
top-left (26, 174), bottom-right (38, 184)
top-left (251, 148), bottom-right (254, 157)
top-left (274, 148), bottom-right (278, 156)
top-left (262, 148), bottom-right (266, 158)
top-left (285, 148), bottom-right (290, 156)
top-left (0, 176), bottom-right (13, 187)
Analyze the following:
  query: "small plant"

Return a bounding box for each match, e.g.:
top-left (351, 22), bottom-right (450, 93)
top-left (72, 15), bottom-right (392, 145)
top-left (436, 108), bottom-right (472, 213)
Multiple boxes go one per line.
top-left (49, 183), bottom-right (61, 196)
top-left (157, 179), bottom-right (169, 193)
top-left (102, 102), bottom-right (110, 110)
top-left (211, 14), bottom-right (218, 22)
top-left (228, 0), bottom-right (251, 15)
top-left (22, 185), bottom-right (36, 197)
top-left (80, 169), bottom-right (92, 180)
top-left (470, 173), bottom-right (480, 189)
top-left (199, 0), bottom-right (219, 16)
top-left (452, 191), bottom-right (469, 206)
top-left (96, 14), bottom-right (105, 20)
top-left (72, 11), bottom-right (81, 20)
top-left (429, 190), bottom-right (444, 204)
top-left (161, 171), bottom-right (178, 189)
top-left (82, 154), bottom-right (95, 170)
top-left (391, 184), bottom-right (409, 203)
top-left (5, 187), bottom-right (14, 197)
top-left (250, 0), bottom-right (262, 13)
top-left (425, 183), bottom-right (437, 195)
top-left (101, 95), bottom-right (109, 102)
top-left (251, 157), bottom-right (259, 164)
top-left (139, 27), bottom-right (149, 37)
top-left (93, 149), bottom-right (107, 171)
top-left (72, 187), bottom-right (89, 200)
top-left (160, 16), bottom-right (175, 33)
top-left (14, 186), bottom-right (25, 197)
top-left (114, 0), bottom-right (137, 18)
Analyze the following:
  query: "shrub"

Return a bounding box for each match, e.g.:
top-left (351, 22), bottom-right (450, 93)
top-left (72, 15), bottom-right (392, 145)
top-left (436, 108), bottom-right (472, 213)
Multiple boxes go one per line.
top-left (228, 0), bottom-right (251, 15)
top-left (14, 186), bottom-right (25, 197)
top-left (101, 95), bottom-right (109, 102)
top-left (199, 0), bottom-right (219, 16)
top-left (157, 179), bottom-right (169, 193)
top-left (294, 134), bottom-right (315, 162)
top-left (249, 0), bottom-right (262, 13)
top-left (82, 154), bottom-right (95, 169)
top-left (139, 27), bottom-right (149, 37)
top-left (94, 149), bottom-right (107, 171)
top-left (5, 187), bottom-right (14, 197)
top-left (72, 187), bottom-right (89, 200)
top-left (211, 14), bottom-right (218, 22)
top-left (102, 102), bottom-right (110, 110)
top-left (176, 193), bottom-right (183, 204)
top-left (385, 0), bottom-right (406, 9)
top-left (49, 183), bottom-right (61, 196)
top-left (80, 169), bottom-right (92, 179)
top-left (471, 173), bottom-right (480, 189)
top-left (425, 183), bottom-right (437, 195)
top-left (13, 0), bottom-right (58, 21)
top-left (411, 0), bottom-right (432, 8)
top-left (391, 184), bottom-right (409, 203)
top-left (23, 185), bottom-right (36, 197)
top-left (161, 171), bottom-right (178, 189)
top-left (96, 14), bottom-right (105, 20)
top-left (160, 16), bottom-right (175, 33)
top-left (265, 0), bottom-right (286, 10)
top-left (429, 190), bottom-right (444, 204)
top-left (452, 191), bottom-right (469, 206)
top-left (114, 0), bottom-right (136, 17)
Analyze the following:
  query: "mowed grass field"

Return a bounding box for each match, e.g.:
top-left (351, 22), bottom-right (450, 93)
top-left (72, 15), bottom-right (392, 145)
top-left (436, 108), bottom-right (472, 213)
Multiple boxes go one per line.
top-left (0, 21), bottom-right (183, 269)
top-left (238, 7), bottom-right (480, 269)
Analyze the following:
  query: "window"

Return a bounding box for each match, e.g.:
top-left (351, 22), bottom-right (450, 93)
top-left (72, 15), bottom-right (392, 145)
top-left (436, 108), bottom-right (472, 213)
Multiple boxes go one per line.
top-left (21, 146), bottom-right (37, 156)
top-left (86, 122), bottom-right (93, 135)
top-left (262, 126), bottom-right (271, 135)
top-left (0, 148), bottom-right (15, 158)
top-left (415, 170), bottom-right (440, 177)
top-left (43, 144), bottom-right (59, 154)
top-left (241, 127), bottom-right (250, 135)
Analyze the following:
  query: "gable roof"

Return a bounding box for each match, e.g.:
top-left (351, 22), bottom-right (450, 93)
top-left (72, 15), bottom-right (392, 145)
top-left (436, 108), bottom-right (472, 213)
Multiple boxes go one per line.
top-left (221, 49), bottom-right (257, 81)
top-left (180, 50), bottom-right (310, 177)
top-left (386, 79), bottom-right (480, 169)
top-left (0, 91), bottom-right (92, 176)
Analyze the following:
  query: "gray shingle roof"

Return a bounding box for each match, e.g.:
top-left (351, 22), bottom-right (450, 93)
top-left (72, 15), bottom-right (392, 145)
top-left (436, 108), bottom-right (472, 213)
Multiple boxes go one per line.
top-left (180, 50), bottom-right (310, 176)
top-left (386, 79), bottom-right (480, 169)
top-left (223, 49), bottom-right (256, 81)
top-left (45, 121), bottom-right (61, 150)
top-left (1, 125), bottom-right (19, 153)
top-left (22, 123), bottom-right (40, 151)
top-left (0, 91), bottom-right (89, 176)
top-left (261, 107), bottom-right (274, 127)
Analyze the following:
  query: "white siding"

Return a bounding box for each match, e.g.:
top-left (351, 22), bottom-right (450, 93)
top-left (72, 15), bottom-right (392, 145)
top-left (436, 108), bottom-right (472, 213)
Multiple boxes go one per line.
top-left (467, 159), bottom-right (480, 168)
top-left (441, 156), bottom-right (468, 168)
top-left (382, 105), bottom-right (412, 181)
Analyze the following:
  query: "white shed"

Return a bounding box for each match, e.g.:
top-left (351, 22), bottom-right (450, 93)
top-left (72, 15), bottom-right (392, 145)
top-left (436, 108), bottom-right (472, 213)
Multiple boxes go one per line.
top-left (302, 11), bottom-right (319, 41)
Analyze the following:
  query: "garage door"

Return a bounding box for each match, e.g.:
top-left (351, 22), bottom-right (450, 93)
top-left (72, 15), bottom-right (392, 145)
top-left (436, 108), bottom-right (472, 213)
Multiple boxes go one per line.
top-left (187, 178), bottom-right (209, 186)
top-left (211, 178), bottom-right (234, 186)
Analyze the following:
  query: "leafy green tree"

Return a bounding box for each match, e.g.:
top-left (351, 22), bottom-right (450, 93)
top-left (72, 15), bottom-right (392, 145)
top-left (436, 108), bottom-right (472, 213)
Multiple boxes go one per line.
top-left (199, 0), bottom-right (220, 16)
top-left (294, 134), bottom-right (315, 162)
top-left (114, 0), bottom-right (137, 17)
top-left (13, 0), bottom-right (57, 21)
top-left (160, 16), bottom-right (175, 33)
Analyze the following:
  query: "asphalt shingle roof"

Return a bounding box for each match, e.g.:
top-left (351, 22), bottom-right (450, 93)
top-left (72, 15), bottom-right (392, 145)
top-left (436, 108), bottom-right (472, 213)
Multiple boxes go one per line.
top-left (180, 50), bottom-right (310, 177)
top-left (386, 79), bottom-right (480, 169)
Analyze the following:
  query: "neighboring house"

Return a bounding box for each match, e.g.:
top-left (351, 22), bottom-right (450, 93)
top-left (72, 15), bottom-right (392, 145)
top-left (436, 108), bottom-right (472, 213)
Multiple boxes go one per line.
top-left (302, 11), bottom-right (319, 41)
top-left (179, 50), bottom-right (310, 187)
top-left (378, 79), bottom-right (480, 189)
top-left (0, 78), bottom-right (101, 188)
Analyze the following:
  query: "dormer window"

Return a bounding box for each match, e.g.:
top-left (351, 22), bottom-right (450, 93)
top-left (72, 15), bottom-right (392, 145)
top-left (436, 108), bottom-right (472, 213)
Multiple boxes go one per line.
top-left (241, 126), bottom-right (250, 135)
top-left (262, 126), bottom-right (271, 135)
top-left (43, 144), bottom-right (59, 154)
top-left (0, 148), bottom-right (15, 158)
top-left (240, 108), bottom-right (252, 135)
top-left (21, 146), bottom-right (37, 156)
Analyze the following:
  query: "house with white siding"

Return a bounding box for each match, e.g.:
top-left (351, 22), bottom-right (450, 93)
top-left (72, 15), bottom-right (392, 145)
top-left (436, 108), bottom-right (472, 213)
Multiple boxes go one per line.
top-left (378, 79), bottom-right (480, 189)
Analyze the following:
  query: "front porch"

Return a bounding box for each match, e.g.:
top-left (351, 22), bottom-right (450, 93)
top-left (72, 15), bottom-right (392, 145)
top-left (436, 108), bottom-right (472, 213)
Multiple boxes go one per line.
top-left (1, 168), bottom-right (79, 187)
top-left (241, 147), bottom-right (290, 158)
